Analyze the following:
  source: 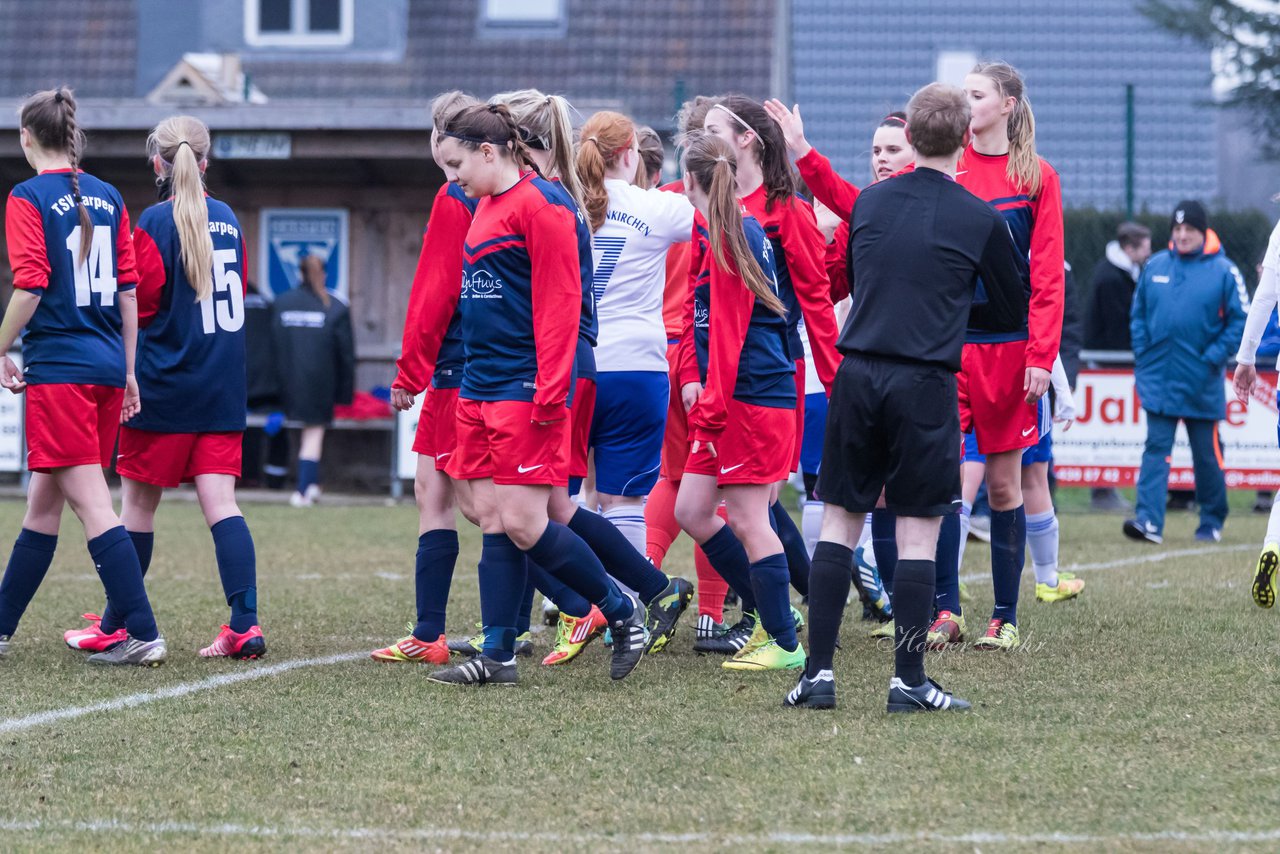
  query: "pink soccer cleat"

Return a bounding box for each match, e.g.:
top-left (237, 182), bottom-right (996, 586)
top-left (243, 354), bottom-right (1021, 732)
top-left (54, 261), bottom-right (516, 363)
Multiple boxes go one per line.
top-left (64, 613), bottom-right (127, 652)
top-left (199, 625), bottom-right (267, 659)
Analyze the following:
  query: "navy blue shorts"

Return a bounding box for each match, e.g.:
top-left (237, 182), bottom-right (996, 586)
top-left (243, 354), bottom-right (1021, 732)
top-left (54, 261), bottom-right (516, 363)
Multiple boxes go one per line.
top-left (800, 391), bottom-right (827, 476)
top-left (590, 371), bottom-right (669, 496)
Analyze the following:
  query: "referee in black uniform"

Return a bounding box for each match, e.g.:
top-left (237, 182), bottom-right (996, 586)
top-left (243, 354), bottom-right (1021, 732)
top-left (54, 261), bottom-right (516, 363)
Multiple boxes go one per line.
top-left (784, 82), bottom-right (1026, 713)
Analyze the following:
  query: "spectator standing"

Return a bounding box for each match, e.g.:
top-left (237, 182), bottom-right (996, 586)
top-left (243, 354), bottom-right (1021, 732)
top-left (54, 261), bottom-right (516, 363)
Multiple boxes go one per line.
top-left (1086, 222), bottom-right (1151, 512)
top-left (1123, 201), bottom-right (1246, 544)
top-left (270, 256), bottom-right (355, 506)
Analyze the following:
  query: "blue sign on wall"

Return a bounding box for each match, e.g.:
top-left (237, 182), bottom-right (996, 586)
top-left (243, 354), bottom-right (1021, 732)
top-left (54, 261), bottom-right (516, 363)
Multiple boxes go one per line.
top-left (259, 208), bottom-right (349, 300)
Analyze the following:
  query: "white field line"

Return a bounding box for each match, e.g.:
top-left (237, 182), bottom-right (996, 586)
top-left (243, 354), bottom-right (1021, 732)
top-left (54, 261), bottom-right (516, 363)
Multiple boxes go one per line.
top-left (1, 818), bottom-right (1279, 847)
top-left (0, 651), bottom-right (365, 736)
top-left (959, 543), bottom-right (1253, 584)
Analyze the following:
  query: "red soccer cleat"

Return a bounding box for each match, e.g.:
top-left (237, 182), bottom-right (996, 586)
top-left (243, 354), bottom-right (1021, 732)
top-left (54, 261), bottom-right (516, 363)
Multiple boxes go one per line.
top-left (63, 613), bottom-right (127, 652)
top-left (199, 625), bottom-right (267, 660)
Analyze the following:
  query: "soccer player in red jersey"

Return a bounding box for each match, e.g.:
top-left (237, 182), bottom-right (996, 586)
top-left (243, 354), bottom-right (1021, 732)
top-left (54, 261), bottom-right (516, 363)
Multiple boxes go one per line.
top-left (674, 133), bottom-right (805, 673)
top-left (63, 116), bottom-right (266, 660)
top-left (491, 90), bottom-right (693, 656)
top-left (702, 96), bottom-right (840, 630)
top-left (374, 91), bottom-right (482, 666)
top-left (957, 62), bottom-right (1066, 650)
top-left (0, 88), bottom-right (164, 666)
top-left (426, 104), bottom-right (648, 686)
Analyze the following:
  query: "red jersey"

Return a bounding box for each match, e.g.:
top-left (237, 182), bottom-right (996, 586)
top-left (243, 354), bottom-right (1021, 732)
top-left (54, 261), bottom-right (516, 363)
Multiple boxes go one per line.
top-left (956, 146), bottom-right (1064, 371)
top-left (658, 180), bottom-right (691, 342)
top-left (795, 148), bottom-right (859, 221)
top-left (738, 185), bottom-right (840, 393)
top-left (394, 182), bottom-right (476, 394)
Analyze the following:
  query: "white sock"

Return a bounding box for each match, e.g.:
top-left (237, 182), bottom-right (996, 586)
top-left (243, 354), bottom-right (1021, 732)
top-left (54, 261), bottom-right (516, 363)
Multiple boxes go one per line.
top-left (1266, 501), bottom-right (1280, 547)
top-left (603, 505), bottom-right (645, 599)
top-left (801, 500), bottom-right (823, 558)
top-left (958, 501), bottom-right (972, 569)
top-left (1026, 509), bottom-right (1059, 586)
top-left (856, 513), bottom-right (874, 551)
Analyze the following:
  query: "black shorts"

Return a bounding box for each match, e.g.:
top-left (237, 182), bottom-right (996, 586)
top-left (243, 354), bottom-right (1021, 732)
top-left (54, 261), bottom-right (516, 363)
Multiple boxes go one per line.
top-left (816, 354), bottom-right (961, 517)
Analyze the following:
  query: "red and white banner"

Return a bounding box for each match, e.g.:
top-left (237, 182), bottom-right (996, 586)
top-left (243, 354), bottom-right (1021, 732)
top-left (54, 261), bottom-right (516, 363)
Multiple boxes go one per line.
top-left (1053, 368), bottom-right (1280, 489)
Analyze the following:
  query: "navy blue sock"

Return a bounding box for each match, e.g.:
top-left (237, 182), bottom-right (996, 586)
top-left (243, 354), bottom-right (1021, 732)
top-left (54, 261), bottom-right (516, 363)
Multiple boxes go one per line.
top-left (0, 529), bottom-right (58, 636)
top-left (527, 558), bottom-right (592, 619)
top-left (871, 509), bottom-right (898, 596)
top-left (524, 522), bottom-right (633, 623)
top-left (990, 506), bottom-right (1027, 624)
top-left (89, 526), bottom-right (157, 642)
top-left (698, 525), bottom-right (757, 614)
top-left (297, 458), bottom-right (320, 496)
top-left (566, 508), bottom-right (667, 603)
top-left (478, 533), bottom-right (526, 660)
top-left (769, 501), bottom-right (810, 597)
top-left (101, 530), bottom-right (154, 634)
top-left (212, 516), bottom-right (258, 633)
top-left (515, 567), bottom-right (537, 636)
top-left (750, 552), bottom-right (797, 651)
top-left (934, 511), bottom-right (962, 616)
top-left (412, 529), bottom-right (458, 641)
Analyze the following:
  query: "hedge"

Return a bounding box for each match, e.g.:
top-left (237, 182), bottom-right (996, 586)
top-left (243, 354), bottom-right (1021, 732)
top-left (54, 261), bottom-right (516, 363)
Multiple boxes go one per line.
top-left (1066, 207), bottom-right (1275, 298)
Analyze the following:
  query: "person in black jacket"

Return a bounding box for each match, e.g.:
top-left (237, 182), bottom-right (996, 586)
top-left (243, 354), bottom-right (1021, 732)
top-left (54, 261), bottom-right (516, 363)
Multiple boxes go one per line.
top-left (1085, 222), bottom-right (1150, 511)
top-left (270, 255), bottom-right (355, 506)
top-left (1085, 222), bottom-right (1151, 353)
top-left (241, 280), bottom-right (289, 489)
top-left (786, 82), bottom-right (1024, 714)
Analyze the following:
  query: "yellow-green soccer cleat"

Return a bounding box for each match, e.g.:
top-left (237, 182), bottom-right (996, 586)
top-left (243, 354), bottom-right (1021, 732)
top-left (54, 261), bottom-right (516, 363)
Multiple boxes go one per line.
top-left (722, 638), bottom-right (806, 671)
top-left (1253, 544), bottom-right (1278, 608)
top-left (733, 615), bottom-right (770, 660)
top-left (870, 619), bottom-right (895, 639)
top-left (1035, 572), bottom-right (1086, 603)
top-left (973, 617), bottom-right (1020, 650)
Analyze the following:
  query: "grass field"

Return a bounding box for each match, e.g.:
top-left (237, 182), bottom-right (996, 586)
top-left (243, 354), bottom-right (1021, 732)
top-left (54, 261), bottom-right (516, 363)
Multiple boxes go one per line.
top-left (1, 489), bottom-right (1279, 852)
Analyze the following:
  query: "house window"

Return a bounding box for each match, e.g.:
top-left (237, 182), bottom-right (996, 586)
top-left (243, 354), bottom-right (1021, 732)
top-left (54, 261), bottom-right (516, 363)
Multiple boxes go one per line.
top-left (480, 0), bottom-right (565, 32)
top-left (246, 0), bottom-right (353, 47)
top-left (936, 50), bottom-right (979, 87)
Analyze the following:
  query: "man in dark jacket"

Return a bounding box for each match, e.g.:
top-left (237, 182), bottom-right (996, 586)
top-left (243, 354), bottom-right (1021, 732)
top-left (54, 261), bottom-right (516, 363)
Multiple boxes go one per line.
top-left (1085, 223), bottom-right (1150, 511)
top-left (1123, 202), bottom-right (1246, 545)
top-left (1086, 222), bottom-right (1151, 352)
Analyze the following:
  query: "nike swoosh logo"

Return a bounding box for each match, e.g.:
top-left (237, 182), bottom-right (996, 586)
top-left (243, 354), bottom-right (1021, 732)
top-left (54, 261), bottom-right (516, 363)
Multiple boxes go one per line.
top-left (720, 463), bottom-right (745, 474)
top-left (435, 452), bottom-right (451, 460)
top-left (1021, 426), bottom-right (1036, 437)
top-left (517, 464), bottom-right (544, 473)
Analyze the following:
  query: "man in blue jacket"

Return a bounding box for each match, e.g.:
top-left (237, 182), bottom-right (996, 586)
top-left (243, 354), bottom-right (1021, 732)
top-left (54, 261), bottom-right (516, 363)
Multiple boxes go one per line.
top-left (1124, 201), bottom-right (1247, 544)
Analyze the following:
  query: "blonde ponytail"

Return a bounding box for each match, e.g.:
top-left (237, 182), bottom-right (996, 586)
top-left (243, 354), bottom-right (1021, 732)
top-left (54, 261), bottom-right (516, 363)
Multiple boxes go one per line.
top-left (491, 89), bottom-right (589, 215)
top-left (148, 116), bottom-right (213, 301)
top-left (972, 61), bottom-right (1042, 197)
top-left (684, 134), bottom-right (786, 318)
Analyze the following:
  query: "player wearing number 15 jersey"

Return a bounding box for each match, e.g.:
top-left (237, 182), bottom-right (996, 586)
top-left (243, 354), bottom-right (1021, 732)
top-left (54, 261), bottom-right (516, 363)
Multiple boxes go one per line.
top-left (0, 87), bottom-right (164, 666)
top-left (66, 116), bottom-right (265, 661)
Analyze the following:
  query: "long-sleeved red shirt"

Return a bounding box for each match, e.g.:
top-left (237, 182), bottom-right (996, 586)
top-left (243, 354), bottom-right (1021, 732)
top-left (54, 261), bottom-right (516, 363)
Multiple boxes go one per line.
top-left (956, 146), bottom-right (1064, 371)
top-left (739, 185), bottom-right (840, 394)
top-left (393, 182), bottom-right (476, 394)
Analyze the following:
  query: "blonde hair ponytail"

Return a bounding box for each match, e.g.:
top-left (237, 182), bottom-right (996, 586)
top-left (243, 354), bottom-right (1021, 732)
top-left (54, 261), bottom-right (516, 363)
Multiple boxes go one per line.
top-left (972, 61), bottom-right (1043, 197)
top-left (491, 89), bottom-right (588, 215)
top-left (683, 134), bottom-right (786, 318)
top-left (148, 116), bottom-right (213, 301)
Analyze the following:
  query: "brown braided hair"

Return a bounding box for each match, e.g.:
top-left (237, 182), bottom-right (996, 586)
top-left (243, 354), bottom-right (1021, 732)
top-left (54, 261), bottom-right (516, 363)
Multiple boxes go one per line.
top-left (21, 87), bottom-right (92, 264)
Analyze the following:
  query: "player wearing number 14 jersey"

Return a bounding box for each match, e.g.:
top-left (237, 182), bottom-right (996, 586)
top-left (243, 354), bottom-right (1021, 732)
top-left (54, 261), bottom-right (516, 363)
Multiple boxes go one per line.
top-left (0, 87), bottom-right (164, 665)
top-left (66, 116), bottom-right (265, 660)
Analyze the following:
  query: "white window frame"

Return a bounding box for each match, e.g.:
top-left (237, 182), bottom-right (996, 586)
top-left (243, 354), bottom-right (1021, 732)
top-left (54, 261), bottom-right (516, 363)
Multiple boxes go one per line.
top-left (245, 0), bottom-right (354, 48)
top-left (481, 0), bottom-right (564, 27)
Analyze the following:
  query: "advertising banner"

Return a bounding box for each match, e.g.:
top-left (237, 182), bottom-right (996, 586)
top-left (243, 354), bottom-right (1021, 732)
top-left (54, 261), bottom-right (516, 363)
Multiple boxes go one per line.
top-left (1053, 368), bottom-right (1279, 489)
